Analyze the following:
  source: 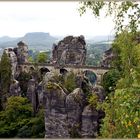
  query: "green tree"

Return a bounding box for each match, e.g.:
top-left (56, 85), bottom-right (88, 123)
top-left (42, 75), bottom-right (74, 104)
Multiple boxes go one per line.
top-left (0, 96), bottom-right (32, 137)
top-left (0, 96), bottom-right (45, 138)
top-left (36, 52), bottom-right (48, 63)
top-left (112, 31), bottom-right (140, 87)
top-left (63, 71), bottom-right (77, 93)
top-left (16, 72), bottom-right (31, 97)
top-left (0, 51), bottom-right (12, 109)
top-left (96, 32), bottom-right (140, 138)
top-left (102, 69), bottom-right (121, 93)
top-left (79, 1), bottom-right (140, 33)
top-left (28, 56), bottom-right (34, 63)
top-left (98, 87), bottom-right (140, 138)
top-left (16, 108), bottom-right (45, 138)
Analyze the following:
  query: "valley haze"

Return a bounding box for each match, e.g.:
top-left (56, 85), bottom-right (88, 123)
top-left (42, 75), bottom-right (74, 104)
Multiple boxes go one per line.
top-left (0, 32), bottom-right (114, 51)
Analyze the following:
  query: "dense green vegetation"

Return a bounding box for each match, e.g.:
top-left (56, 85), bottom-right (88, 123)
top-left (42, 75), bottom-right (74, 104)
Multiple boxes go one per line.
top-left (0, 51), bottom-right (12, 110)
top-left (63, 71), bottom-right (77, 93)
top-left (0, 96), bottom-right (45, 138)
top-left (102, 69), bottom-right (121, 93)
top-left (0, 51), bottom-right (45, 138)
top-left (28, 50), bottom-right (51, 63)
top-left (94, 31), bottom-right (140, 138)
top-left (17, 72), bottom-right (31, 97)
top-left (86, 42), bottom-right (110, 66)
top-left (36, 52), bottom-right (48, 63)
top-left (80, 1), bottom-right (140, 138)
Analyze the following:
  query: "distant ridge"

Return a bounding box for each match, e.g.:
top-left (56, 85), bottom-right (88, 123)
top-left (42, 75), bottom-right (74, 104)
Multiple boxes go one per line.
top-left (0, 33), bottom-right (114, 51)
top-left (86, 35), bottom-right (115, 44)
top-left (0, 36), bottom-right (18, 43)
top-left (0, 32), bottom-right (57, 50)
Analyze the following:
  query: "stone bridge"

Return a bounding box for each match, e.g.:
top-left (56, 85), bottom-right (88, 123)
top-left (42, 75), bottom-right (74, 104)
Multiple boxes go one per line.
top-left (18, 63), bottom-right (110, 84)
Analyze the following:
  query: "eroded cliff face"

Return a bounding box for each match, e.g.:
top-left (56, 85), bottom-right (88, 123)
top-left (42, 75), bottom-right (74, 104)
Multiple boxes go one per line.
top-left (4, 41), bottom-right (29, 78)
top-left (4, 48), bottom-right (17, 78)
top-left (101, 48), bottom-right (115, 68)
top-left (52, 35), bottom-right (86, 65)
top-left (42, 72), bottom-right (106, 138)
top-left (41, 72), bottom-right (68, 137)
top-left (3, 38), bottom-right (106, 138)
top-left (17, 41), bottom-right (28, 64)
top-left (81, 105), bottom-right (99, 138)
top-left (9, 79), bottom-right (21, 96)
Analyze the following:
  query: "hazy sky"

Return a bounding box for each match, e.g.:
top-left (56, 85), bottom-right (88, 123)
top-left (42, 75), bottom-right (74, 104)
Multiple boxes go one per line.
top-left (0, 2), bottom-right (115, 38)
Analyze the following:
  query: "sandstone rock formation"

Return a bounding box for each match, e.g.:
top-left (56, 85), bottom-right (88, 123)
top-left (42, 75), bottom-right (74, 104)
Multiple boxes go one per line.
top-left (92, 85), bottom-right (106, 102)
top-left (52, 35), bottom-right (86, 65)
top-left (4, 41), bottom-right (29, 79)
top-left (43, 71), bottom-right (56, 83)
top-left (75, 73), bottom-right (92, 95)
top-left (42, 71), bottom-right (106, 138)
top-left (101, 48), bottom-right (115, 67)
top-left (81, 105), bottom-right (99, 138)
top-left (37, 81), bottom-right (44, 107)
top-left (4, 48), bottom-right (17, 78)
top-left (27, 78), bottom-right (38, 114)
top-left (9, 79), bottom-right (21, 96)
top-left (17, 41), bottom-right (28, 64)
top-left (43, 82), bottom-right (69, 138)
top-left (1, 39), bottom-right (107, 138)
top-left (66, 88), bottom-right (86, 137)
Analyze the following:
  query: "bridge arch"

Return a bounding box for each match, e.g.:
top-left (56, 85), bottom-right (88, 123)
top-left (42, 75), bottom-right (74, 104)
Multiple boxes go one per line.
top-left (29, 66), bottom-right (35, 71)
top-left (60, 68), bottom-right (68, 75)
top-left (40, 67), bottom-right (50, 75)
top-left (29, 66), bottom-right (35, 73)
top-left (84, 70), bottom-right (97, 84)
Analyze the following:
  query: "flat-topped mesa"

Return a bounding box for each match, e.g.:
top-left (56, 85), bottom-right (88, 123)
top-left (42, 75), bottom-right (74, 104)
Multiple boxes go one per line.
top-left (17, 41), bottom-right (29, 64)
top-left (52, 35), bottom-right (87, 66)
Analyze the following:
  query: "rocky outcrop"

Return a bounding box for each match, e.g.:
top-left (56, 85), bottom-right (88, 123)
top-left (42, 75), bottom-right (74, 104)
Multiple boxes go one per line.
top-left (43, 82), bottom-right (69, 138)
top-left (81, 105), bottom-right (99, 138)
top-left (52, 35), bottom-right (86, 65)
top-left (42, 71), bottom-right (106, 138)
top-left (101, 48), bottom-right (115, 67)
top-left (4, 48), bottom-right (17, 78)
top-left (75, 73), bottom-right (92, 96)
top-left (4, 41), bottom-right (29, 79)
top-left (1, 39), bottom-right (106, 138)
top-left (66, 88), bottom-right (86, 137)
top-left (9, 79), bottom-right (21, 96)
top-left (75, 74), bottom-right (84, 88)
top-left (37, 81), bottom-right (44, 107)
top-left (42, 71), bottom-right (69, 138)
top-left (17, 41), bottom-right (28, 64)
top-left (92, 85), bottom-right (106, 102)
top-left (27, 78), bottom-right (38, 114)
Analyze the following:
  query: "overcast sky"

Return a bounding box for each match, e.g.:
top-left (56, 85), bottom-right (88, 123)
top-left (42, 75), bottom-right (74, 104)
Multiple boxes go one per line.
top-left (0, 2), bottom-right (115, 38)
